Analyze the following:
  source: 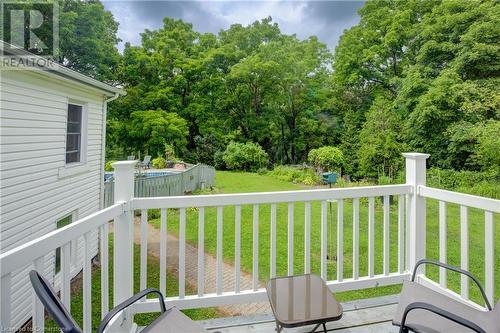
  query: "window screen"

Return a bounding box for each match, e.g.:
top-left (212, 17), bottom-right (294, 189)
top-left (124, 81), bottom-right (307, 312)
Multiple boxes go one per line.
top-left (66, 104), bottom-right (83, 163)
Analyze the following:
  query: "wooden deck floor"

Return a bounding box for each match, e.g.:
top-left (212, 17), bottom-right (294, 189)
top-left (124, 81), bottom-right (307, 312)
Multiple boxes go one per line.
top-left (198, 295), bottom-right (400, 333)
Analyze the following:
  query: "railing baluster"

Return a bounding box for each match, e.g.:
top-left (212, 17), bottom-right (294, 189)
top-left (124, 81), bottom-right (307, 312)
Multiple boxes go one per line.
top-left (304, 202), bottom-right (311, 274)
top-left (460, 205), bottom-right (469, 299)
top-left (33, 257), bottom-right (44, 332)
top-left (485, 211), bottom-right (494, 304)
top-left (0, 274), bottom-right (11, 331)
top-left (368, 197), bottom-right (375, 277)
top-left (83, 232), bottom-right (92, 333)
top-left (398, 195), bottom-right (405, 274)
top-left (253, 205), bottom-right (259, 291)
top-left (235, 205), bottom-right (241, 292)
top-left (197, 207), bottom-right (205, 297)
top-left (321, 200), bottom-right (327, 280)
top-left (439, 201), bottom-right (447, 288)
top-left (353, 198), bottom-right (359, 280)
top-left (270, 204), bottom-right (277, 278)
top-left (160, 209), bottom-right (167, 296)
top-left (288, 202), bottom-right (294, 276)
top-left (100, 224), bottom-right (109, 317)
top-left (61, 242), bottom-right (71, 311)
top-left (337, 199), bottom-right (344, 281)
top-left (405, 194), bottom-right (411, 271)
top-left (383, 195), bottom-right (390, 276)
top-left (179, 208), bottom-right (186, 298)
top-left (216, 206), bottom-right (223, 295)
top-left (140, 209), bottom-right (148, 291)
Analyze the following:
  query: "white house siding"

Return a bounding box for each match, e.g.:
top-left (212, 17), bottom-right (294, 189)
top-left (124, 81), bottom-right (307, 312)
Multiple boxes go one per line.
top-left (0, 70), bottom-right (107, 328)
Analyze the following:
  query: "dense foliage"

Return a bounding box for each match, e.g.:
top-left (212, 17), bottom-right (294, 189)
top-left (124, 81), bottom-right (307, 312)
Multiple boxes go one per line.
top-left (45, 1), bottom-right (498, 180)
top-left (308, 146), bottom-right (345, 173)
top-left (222, 142), bottom-right (269, 171)
top-left (332, 0), bottom-right (499, 177)
top-left (6, 0), bottom-right (121, 82)
top-left (267, 166), bottom-right (319, 186)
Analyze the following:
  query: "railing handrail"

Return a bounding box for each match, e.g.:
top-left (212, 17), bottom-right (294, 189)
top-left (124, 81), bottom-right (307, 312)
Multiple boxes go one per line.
top-left (419, 186), bottom-right (500, 213)
top-left (132, 184), bottom-right (412, 209)
top-left (0, 203), bottom-right (125, 275)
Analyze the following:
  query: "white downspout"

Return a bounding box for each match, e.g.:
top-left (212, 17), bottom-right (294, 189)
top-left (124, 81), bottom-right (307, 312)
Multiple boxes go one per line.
top-left (100, 92), bottom-right (120, 209)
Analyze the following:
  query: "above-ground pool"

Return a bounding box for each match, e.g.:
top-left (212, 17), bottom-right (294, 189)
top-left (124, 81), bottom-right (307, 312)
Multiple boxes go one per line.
top-left (104, 171), bottom-right (174, 182)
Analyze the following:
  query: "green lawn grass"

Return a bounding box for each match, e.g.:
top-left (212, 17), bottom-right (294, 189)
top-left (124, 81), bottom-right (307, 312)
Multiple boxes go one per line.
top-left (150, 171), bottom-right (500, 304)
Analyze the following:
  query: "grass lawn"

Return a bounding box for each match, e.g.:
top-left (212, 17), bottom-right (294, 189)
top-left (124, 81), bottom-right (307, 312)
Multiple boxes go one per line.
top-left (47, 236), bottom-right (219, 332)
top-left (150, 171), bottom-right (500, 305)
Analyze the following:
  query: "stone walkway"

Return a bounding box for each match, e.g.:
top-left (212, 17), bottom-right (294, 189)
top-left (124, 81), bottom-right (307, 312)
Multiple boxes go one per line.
top-left (133, 217), bottom-right (270, 316)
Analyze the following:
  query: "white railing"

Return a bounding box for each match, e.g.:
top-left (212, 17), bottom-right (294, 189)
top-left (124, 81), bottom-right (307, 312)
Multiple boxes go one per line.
top-left (131, 184), bottom-right (412, 314)
top-left (417, 185), bottom-right (500, 307)
top-left (0, 203), bottom-right (124, 333)
top-left (0, 154), bottom-right (498, 333)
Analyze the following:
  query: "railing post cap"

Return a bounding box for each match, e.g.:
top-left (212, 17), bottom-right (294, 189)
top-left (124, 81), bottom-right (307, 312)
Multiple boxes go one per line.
top-left (402, 152), bottom-right (430, 160)
top-left (112, 160), bottom-right (137, 170)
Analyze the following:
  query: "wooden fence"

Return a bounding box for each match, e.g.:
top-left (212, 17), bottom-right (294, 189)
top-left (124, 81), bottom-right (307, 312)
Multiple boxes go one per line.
top-left (104, 164), bottom-right (215, 207)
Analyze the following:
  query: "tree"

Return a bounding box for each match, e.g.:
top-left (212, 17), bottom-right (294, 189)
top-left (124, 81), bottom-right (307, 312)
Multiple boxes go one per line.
top-left (308, 146), bottom-right (345, 173)
top-left (358, 97), bottom-right (406, 178)
top-left (58, 0), bottom-right (121, 81)
top-left (127, 110), bottom-right (188, 158)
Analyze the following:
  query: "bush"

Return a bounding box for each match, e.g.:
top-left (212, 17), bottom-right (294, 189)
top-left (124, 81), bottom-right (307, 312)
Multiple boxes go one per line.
top-left (427, 168), bottom-right (500, 199)
top-left (164, 143), bottom-right (176, 162)
top-left (257, 167), bottom-right (268, 175)
top-left (268, 166), bottom-right (320, 185)
top-left (213, 150), bottom-right (226, 170)
top-left (152, 156), bottom-right (166, 169)
top-left (105, 160), bottom-right (116, 172)
top-left (308, 146), bottom-right (345, 173)
top-left (222, 142), bottom-right (269, 171)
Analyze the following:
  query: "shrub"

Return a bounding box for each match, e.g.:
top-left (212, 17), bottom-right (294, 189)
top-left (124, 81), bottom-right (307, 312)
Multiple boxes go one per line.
top-left (164, 143), bottom-right (176, 162)
top-left (268, 166), bottom-right (320, 185)
top-left (105, 160), bottom-right (116, 172)
top-left (152, 156), bottom-right (166, 169)
top-left (427, 168), bottom-right (500, 199)
top-left (222, 142), bottom-right (269, 171)
top-left (257, 167), bottom-right (268, 175)
top-left (308, 146), bottom-right (345, 173)
top-left (213, 150), bottom-right (226, 170)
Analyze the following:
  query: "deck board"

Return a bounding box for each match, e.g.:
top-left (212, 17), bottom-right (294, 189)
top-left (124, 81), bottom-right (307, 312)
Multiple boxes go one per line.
top-left (199, 295), bottom-right (399, 333)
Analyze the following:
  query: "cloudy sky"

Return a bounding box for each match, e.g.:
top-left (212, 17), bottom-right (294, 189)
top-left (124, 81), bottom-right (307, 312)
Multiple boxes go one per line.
top-left (102, 0), bottom-right (364, 52)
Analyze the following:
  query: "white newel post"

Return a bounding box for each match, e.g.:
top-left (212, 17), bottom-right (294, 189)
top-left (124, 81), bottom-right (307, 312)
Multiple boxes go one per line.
top-left (403, 153), bottom-right (430, 275)
top-left (112, 161), bottom-right (136, 331)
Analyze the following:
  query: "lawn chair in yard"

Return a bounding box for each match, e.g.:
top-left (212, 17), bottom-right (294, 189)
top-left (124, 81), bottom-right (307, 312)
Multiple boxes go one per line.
top-left (140, 155), bottom-right (152, 169)
top-left (393, 259), bottom-right (500, 333)
top-left (127, 155), bottom-right (135, 160)
top-left (29, 270), bottom-right (205, 333)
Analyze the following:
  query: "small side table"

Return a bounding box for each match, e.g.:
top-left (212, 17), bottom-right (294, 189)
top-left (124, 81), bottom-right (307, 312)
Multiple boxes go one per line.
top-left (266, 274), bottom-right (343, 333)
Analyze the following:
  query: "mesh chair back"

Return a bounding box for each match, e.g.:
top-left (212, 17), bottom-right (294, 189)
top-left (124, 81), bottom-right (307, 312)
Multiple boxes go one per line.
top-left (29, 271), bottom-right (82, 333)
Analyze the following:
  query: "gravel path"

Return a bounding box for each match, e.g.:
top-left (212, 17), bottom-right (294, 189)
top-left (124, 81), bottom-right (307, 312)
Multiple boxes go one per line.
top-left (133, 217), bottom-right (270, 316)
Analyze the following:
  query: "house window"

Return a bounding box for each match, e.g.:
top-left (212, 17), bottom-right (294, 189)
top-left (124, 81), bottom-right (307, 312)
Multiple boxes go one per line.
top-left (55, 214), bottom-right (73, 274)
top-left (66, 103), bottom-right (83, 164)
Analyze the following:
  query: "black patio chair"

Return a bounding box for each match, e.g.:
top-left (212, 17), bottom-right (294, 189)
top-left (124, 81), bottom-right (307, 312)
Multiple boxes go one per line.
top-left (393, 259), bottom-right (500, 333)
top-left (29, 270), bottom-right (205, 333)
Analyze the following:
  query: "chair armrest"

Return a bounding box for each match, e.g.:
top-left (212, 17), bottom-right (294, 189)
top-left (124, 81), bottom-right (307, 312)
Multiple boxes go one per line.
top-left (399, 301), bottom-right (486, 333)
top-left (97, 288), bottom-right (166, 333)
top-left (412, 259), bottom-right (492, 310)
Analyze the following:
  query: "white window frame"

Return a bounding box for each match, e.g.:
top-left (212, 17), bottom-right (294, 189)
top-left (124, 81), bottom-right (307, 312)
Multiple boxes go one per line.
top-left (54, 210), bottom-right (78, 280)
top-left (64, 100), bottom-right (88, 167)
